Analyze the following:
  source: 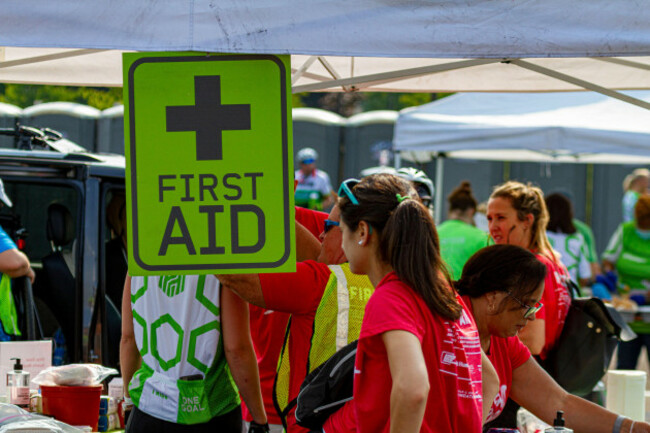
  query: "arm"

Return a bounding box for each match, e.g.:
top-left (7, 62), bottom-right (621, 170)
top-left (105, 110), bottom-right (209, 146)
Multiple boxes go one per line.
top-left (296, 221), bottom-right (320, 262)
top-left (511, 358), bottom-right (648, 433)
top-left (481, 348), bottom-right (499, 423)
top-left (517, 318), bottom-right (545, 355)
top-left (215, 274), bottom-right (265, 307)
top-left (221, 285), bottom-right (267, 425)
top-left (0, 249), bottom-right (34, 282)
top-left (383, 330), bottom-right (429, 433)
top-left (120, 276), bottom-right (141, 398)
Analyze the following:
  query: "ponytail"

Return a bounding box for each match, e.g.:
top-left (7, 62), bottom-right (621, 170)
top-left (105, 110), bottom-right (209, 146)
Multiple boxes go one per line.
top-left (383, 199), bottom-right (462, 320)
top-left (339, 174), bottom-right (462, 321)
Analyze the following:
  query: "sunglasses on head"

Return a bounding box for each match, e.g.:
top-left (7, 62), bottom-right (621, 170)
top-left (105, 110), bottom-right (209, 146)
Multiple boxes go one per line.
top-left (338, 178), bottom-right (360, 205)
top-left (323, 219), bottom-right (340, 234)
top-left (507, 292), bottom-right (543, 319)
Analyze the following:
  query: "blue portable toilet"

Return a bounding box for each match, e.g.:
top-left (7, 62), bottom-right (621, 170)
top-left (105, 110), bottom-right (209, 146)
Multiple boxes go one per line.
top-left (97, 105), bottom-right (124, 155)
top-left (22, 102), bottom-right (100, 151)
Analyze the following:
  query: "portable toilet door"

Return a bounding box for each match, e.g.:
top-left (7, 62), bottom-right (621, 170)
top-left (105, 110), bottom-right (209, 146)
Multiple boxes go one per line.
top-left (0, 103), bottom-right (22, 149)
top-left (97, 105), bottom-right (124, 155)
top-left (343, 111), bottom-right (398, 179)
top-left (292, 108), bottom-right (345, 185)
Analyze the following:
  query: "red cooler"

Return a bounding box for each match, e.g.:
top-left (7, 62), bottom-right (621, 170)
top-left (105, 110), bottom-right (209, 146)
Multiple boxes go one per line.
top-left (40, 384), bottom-right (103, 431)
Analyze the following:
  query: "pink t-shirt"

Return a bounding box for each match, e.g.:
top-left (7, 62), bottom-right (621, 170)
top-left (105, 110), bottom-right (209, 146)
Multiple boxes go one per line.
top-left (260, 261), bottom-right (331, 433)
top-left (535, 253), bottom-right (571, 360)
top-left (353, 272), bottom-right (483, 433)
top-left (462, 295), bottom-right (531, 422)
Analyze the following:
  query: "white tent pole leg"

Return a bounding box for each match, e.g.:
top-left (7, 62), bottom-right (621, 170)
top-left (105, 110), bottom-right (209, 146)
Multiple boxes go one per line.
top-left (434, 156), bottom-right (444, 225)
top-left (292, 58), bottom-right (501, 93)
top-left (0, 48), bottom-right (103, 69)
top-left (394, 152), bottom-right (402, 169)
top-left (510, 59), bottom-right (650, 111)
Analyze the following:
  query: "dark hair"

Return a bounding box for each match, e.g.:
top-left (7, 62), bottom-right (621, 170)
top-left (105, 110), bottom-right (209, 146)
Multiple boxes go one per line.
top-left (545, 193), bottom-right (576, 234)
top-left (448, 180), bottom-right (477, 212)
top-left (455, 245), bottom-right (547, 313)
top-left (338, 174), bottom-right (462, 320)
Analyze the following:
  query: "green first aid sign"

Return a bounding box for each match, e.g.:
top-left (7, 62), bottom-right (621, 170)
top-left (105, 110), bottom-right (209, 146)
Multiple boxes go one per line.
top-left (124, 52), bottom-right (295, 275)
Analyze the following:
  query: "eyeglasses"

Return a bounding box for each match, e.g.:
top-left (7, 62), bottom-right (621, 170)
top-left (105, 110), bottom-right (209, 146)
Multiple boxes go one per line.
top-left (506, 292), bottom-right (543, 319)
top-left (323, 219), bottom-right (340, 233)
top-left (338, 178), bottom-right (360, 205)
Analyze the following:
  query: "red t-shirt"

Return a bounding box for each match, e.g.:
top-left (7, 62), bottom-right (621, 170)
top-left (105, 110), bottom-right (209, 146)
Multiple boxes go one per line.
top-left (260, 260), bottom-right (331, 433)
top-left (535, 253), bottom-right (571, 360)
top-left (323, 399), bottom-right (356, 433)
top-left (462, 295), bottom-right (531, 422)
top-left (295, 206), bottom-right (328, 239)
top-left (241, 304), bottom-right (290, 425)
top-left (353, 272), bottom-right (483, 433)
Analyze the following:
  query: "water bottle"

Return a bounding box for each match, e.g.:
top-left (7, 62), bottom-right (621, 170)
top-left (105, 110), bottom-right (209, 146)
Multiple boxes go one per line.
top-left (544, 411), bottom-right (573, 432)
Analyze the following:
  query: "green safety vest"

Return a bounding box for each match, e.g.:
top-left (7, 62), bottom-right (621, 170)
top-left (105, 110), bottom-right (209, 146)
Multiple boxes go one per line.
top-left (128, 275), bottom-right (240, 424)
top-left (616, 222), bottom-right (650, 292)
top-left (0, 274), bottom-right (20, 336)
top-left (273, 263), bottom-right (374, 427)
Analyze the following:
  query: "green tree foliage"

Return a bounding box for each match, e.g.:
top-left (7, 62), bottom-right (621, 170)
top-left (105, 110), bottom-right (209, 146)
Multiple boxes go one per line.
top-left (292, 91), bottom-right (453, 114)
top-left (0, 84), bottom-right (122, 110)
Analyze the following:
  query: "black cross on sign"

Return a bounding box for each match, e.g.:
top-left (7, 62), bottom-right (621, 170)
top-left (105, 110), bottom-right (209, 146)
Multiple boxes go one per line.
top-left (166, 75), bottom-right (251, 161)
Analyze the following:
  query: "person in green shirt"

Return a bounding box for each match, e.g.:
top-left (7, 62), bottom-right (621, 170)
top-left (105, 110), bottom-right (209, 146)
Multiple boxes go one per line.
top-left (602, 194), bottom-right (650, 369)
top-left (437, 181), bottom-right (488, 280)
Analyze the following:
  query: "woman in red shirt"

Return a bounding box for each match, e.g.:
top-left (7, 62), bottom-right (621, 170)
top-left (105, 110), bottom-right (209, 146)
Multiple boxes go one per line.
top-left (336, 173), bottom-right (489, 433)
top-left (458, 244), bottom-right (650, 433)
top-left (487, 181), bottom-right (571, 360)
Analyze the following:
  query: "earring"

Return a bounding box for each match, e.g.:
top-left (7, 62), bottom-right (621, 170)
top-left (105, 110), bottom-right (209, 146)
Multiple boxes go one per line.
top-left (358, 240), bottom-right (363, 245)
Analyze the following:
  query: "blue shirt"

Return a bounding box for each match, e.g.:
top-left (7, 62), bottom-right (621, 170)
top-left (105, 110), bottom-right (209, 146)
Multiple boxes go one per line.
top-left (0, 226), bottom-right (17, 254)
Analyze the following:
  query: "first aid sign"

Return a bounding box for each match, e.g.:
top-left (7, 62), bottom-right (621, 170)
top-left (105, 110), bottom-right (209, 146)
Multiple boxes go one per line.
top-left (124, 53), bottom-right (295, 275)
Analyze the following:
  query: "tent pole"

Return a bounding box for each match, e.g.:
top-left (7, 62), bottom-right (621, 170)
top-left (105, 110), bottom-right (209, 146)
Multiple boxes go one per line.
top-left (0, 48), bottom-right (102, 69)
top-left (434, 156), bottom-right (444, 224)
top-left (291, 56), bottom-right (318, 84)
top-left (394, 152), bottom-right (402, 169)
top-left (292, 58), bottom-right (501, 93)
top-left (510, 59), bottom-right (650, 111)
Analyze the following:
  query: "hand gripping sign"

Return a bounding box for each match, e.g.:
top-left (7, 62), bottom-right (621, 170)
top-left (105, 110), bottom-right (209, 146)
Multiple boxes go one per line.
top-left (124, 53), bottom-right (295, 275)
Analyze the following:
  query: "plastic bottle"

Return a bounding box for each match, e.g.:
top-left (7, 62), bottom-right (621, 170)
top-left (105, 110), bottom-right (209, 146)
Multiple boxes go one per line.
top-left (544, 411), bottom-right (574, 432)
top-left (6, 358), bottom-right (30, 408)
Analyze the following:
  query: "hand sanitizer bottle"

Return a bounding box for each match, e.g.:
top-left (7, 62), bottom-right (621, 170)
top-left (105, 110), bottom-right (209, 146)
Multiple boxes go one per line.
top-left (6, 357), bottom-right (30, 408)
top-left (545, 411), bottom-right (574, 432)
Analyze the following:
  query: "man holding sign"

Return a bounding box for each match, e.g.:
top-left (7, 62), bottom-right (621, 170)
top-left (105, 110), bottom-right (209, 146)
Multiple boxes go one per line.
top-left (121, 52), bottom-right (295, 433)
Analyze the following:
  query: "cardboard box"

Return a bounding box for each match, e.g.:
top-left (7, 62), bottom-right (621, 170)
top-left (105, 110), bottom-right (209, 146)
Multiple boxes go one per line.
top-left (0, 340), bottom-right (52, 395)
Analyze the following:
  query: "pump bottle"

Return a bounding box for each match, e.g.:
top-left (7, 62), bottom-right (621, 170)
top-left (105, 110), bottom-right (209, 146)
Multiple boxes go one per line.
top-left (544, 411), bottom-right (573, 432)
top-left (6, 357), bottom-right (30, 408)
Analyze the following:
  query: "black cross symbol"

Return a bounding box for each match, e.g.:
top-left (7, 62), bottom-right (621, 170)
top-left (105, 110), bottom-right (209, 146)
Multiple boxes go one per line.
top-left (166, 75), bottom-right (251, 161)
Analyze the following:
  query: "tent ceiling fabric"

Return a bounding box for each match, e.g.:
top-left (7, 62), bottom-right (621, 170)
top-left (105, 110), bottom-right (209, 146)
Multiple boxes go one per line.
top-left (393, 91), bottom-right (650, 164)
top-left (2, 48), bottom-right (650, 94)
top-left (1, 0), bottom-right (650, 92)
top-left (2, 0), bottom-right (649, 57)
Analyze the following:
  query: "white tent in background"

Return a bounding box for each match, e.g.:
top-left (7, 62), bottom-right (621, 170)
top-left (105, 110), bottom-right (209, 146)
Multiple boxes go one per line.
top-left (1, 0), bottom-right (650, 107)
top-left (392, 91), bottom-right (650, 220)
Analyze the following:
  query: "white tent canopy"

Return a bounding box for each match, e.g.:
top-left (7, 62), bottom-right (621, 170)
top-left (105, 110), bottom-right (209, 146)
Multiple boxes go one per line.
top-left (1, 0), bottom-right (650, 101)
top-left (393, 91), bottom-right (650, 163)
top-left (393, 91), bottom-right (650, 222)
